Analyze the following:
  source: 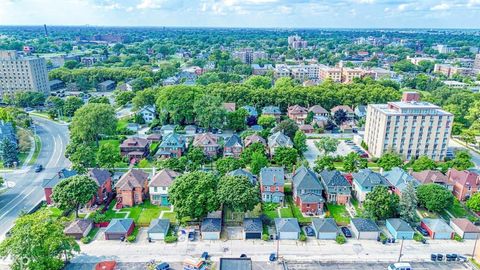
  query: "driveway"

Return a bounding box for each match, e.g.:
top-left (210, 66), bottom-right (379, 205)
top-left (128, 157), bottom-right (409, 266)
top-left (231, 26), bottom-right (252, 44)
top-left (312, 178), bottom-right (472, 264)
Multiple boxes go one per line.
top-left (225, 226), bottom-right (244, 240)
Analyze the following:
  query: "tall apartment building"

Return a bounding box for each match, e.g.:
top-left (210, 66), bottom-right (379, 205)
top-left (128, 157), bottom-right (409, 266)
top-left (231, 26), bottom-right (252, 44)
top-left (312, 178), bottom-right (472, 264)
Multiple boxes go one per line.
top-left (288, 35), bottom-right (308, 49)
top-left (232, 48), bottom-right (267, 64)
top-left (319, 66), bottom-right (342, 82)
top-left (364, 92), bottom-right (453, 161)
top-left (274, 64), bottom-right (320, 81)
top-left (0, 50), bottom-right (49, 98)
top-left (436, 45), bottom-right (454, 54)
top-left (434, 64), bottom-right (472, 78)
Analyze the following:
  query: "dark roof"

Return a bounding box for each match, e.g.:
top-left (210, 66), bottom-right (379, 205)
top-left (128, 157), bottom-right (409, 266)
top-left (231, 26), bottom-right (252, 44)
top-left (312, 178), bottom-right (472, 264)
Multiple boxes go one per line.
top-left (243, 218), bottom-right (262, 233)
top-left (228, 169), bottom-right (256, 185)
top-left (105, 219), bottom-right (134, 234)
top-left (149, 169), bottom-right (180, 187)
top-left (319, 170), bottom-right (351, 188)
top-left (64, 219), bottom-right (93, 234)
top-left (352, 169), bottom-right (389, 188)
top-left (292, 166), bottom-right (323, 191)
top-left (219, 258), bottom-right (252, 270)
top-left (159, 133), bottom-right (185, 148)
top-left (42, 168), bottom-right (78, 188)
top-left (224, 134), bottom-right (243, 148)
top-left (275, 218), bottom-right (301, 233)
top-left (147, 219), bottom-right (170, 234)
top-left (201, 218), bottom-right (222, 232)
top-left (387, 219), bottom-right (414, 232)
top-left (88, 168), bottom-right (111, 186)
top-left (311, 218), bottom-right (338, 233)
top-left (116, 169), bottom-right (149, 191)
top-left (351, 218), bottom-right (380, 232)
top-left (260, 167), bottom-right (284, 186)
top-left (298, 193), bottom-right (324, 203)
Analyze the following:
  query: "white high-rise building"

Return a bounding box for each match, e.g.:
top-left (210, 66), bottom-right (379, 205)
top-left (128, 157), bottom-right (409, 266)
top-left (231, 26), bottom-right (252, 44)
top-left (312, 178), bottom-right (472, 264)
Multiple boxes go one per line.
top-left (364, 92), bottom-right (453, 161)
top-left (0, 50), bottom-right (49, 98)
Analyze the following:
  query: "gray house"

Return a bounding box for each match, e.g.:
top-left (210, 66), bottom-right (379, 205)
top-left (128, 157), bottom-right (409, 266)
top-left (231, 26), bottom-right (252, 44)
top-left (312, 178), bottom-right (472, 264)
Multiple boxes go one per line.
top-left (201, 218), bottom-right (222, 240)
top-left (352, 169), bottom-right (390, 203)
top-left (147, 219), bottom-right (170, 240)
top-left (383, 167), bottom-right (419, 196)
top-left (260, 167), bottom-right (285, 204)
top-left (267, 131), bottom-right (293, 156)
top-left (350, 218), bottom-right (380, 240)
top-left (275, 218), bottom-right (301, 240)
top-left (319, 170), bottom-right (351, 205)
top-left (97, 80), bottom-right (116, 92)
top-left (311, 218), bottom-right (339, 239)
top-left (292, 166), bottom-right (324, 215)
top-left (219, 258), bottom-right (252, 270)
top-left (228, 168), bottom-right (256, 185)
top-left (243, 218), bottom-right (262, 239)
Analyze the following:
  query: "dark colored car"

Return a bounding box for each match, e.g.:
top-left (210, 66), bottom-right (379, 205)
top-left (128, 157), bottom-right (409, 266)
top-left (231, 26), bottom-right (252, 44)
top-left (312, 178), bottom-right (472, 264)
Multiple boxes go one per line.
top-left (201, 252), bottom-right (209, 260)
top-left (341, 227), bottom-right (352, 238)
top-left (269, 253), bottom-right (277, 262)
top-left (416, 226), bottom-right (429, 236)
top-left (155, 262), bottom-right (170, 270)
top-left (457, 255), bottom-right (467, 262)
top-left (430, 254), bottom-right (437, 261)
top-left (34, 164), bottom-right (43, 173)
top-left (188, 232), bottom-right (196, 241)
top-left (437, 254), bottom-right (443, 261)
top-left (240, 254), bottom-right (247, 258)
top-left (305, 226), bottom-right (315, 237)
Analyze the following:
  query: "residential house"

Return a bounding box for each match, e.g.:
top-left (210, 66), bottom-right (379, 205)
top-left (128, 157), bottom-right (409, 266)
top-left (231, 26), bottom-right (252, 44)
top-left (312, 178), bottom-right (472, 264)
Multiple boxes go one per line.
top-left (193, 133), bottom-right (220, 158)
top-left (126, 123), bottom-right (140, 133)
top-left (243, 218), bottom-right (262, 239)
top-left (331, 105), bottom-right (354, 119)
top-left (267, 131), bottom-right (293, 156)
top-left (446, 169), bottom-right (480, 201)
top-left (350, 218), bottom-right (380, 240)
top-left (299, 124), bottom-right (314, 134)
top-left (149, 169), bottom-right (180, 206)
top-left (319, 170), bottom-right (351, 204)
top-left (115, 169), bottom-right (149, 208)
top-left (97, 80), bottom-right (116, 92)
top-left (64, 219), bottom-right (93, 239)
top-left (287, 105), bottom-right (308, 125)
top-left (157, 133), bottom-right (185, 158)
top-left (224, 134), bottom-right (243, 158)
top-left (185, 125), bottom-right (197, 136)
top-left (244, 134), bottom-right (266, 148)
top-left (352, 169), bottom-right (390, 203)
top-left (309, 105), bottom-right (329, 118)
top-left (147, 219), bottom-right (170, 240)
top-left (421, 218), bottom-right (454, 239)
top-left (201, 218), bottom-right (222, 240)
top-left (120, 137), bottom-right (150, 161)
top-left (242, 105), bottom-right (258, 117)
top-left (146, 134), bottom-right (161, 143)
top-left (42, 168), bottom-right (77, 205)
top-left (450, 218), bottom-right (480, 239)
top-left (139, 106), bottom-right (156, 124)
top-left (275, 218), bottom-right (301, 240)
top-left (386, 218), bottom-right (414, 240)
top-left (354, 105), bottom-right (367, 118)
top-left (261, 106), bottom-right (282, 122)
top-left (311, 218), bottom-right (339, 240)
top-left (292, 166), bottom-right (324, 215)
top-left (411, 170), bottom-right (452, 190)
top-left (222, 102), bottom-right (236, 112)
top-left (228, 168), bottom-right (256, 185)
top-left (249, 125), bottom-right (263, 132)
top-left (104, 218), bottom-right (135, 240)
top-left (160, 125), bottom-right (177, 136)
top-left (383, 167), bottom-right (419, 196)
top-left (88, 168), bottom-right (113, 205)
top-left (260, 167), bottom-right (285, 203)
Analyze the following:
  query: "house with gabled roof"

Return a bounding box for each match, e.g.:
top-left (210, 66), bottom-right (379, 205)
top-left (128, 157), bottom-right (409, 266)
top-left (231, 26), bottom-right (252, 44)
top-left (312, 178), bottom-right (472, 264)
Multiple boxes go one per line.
top-left (275, 218), bottom-right (301, 240)
top-left (156, 132), bottom-right (185, 158)
top-left (244, 133), bottom-right (266, 148)
top-left (260, 167), bottom-right (285, 204)
top-left (64, 219), bottom-right (93, 239)
top-left (267, 131), bottom-right (293, 156)
top-left (139, 105), bottom-right (156, 124)
top-left (331, 105), bottom-right (354, 119)
top-left (193, 133), bottom-right (220, 158)
top-left (411, 170), bottom-right (452, 190)
top-left (319, 170), bottom-right (351, 204)
top-left (421, 218), bottom-right (454, 239)
top-left (115, 169), bottom-right (149, 208)
top-left (42, 168), bottom-right (77, 205)
top-left (446, 169), bottom-right (480, 201)
top-left (88, 168), bottom-right (113, 206)
top-left (292, 166), bottom-right (324, 215)
top-left (224, 134), bottom-right (243, 158)
top-left (352, 169), bottom-right (390, 203)
top-left (228, 168), bottom-right (256, 185)
top-left (149, 169), bottom-right (181, 206)
top-left (309, 105), bottom-right (329, 118)
top-left (450, 218), bottom-right (480, 239)
top-left (242, 105), bottom-right (258, 117)
top-left (383, 167), bottom-right (419, 196)
top-left (201, 218), bottom-right (222, 240)
top-left (120, 137), bottom-right (150, 161)
top-left (243, 218), bottom-right (262, 239)
top-left (261, 106), bottom-right (281, 122)
top-left (104, 218), bottom-right (135, 240)
top-left (350, 218), bottom-right (380, 239)
top-left (287, 105), bottom-right (308, 125)
top-left (147, 218), bottom-right (170, 240)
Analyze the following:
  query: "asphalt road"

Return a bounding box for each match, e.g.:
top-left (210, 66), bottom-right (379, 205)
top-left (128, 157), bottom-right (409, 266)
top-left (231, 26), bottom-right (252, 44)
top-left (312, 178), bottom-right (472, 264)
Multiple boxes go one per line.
top-left (0, 116), bottom-right (70, 239)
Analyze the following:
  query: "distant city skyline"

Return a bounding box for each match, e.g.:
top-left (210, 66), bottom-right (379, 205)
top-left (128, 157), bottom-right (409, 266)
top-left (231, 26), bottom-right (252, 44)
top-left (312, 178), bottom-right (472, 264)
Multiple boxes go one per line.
top-left (1, 0), bottom-right (480, 29)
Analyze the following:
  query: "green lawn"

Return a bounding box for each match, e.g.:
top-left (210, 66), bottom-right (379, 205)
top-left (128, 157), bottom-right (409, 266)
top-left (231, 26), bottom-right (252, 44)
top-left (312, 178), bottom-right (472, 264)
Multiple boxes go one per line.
top-left (327, 203), bottom-right (350, 225)
top-left (417, 208), bottom-right (438, 219)
top-left (279, 207), bottom-right (294, 218)
top-left (29, 135), bottom-right (42, 165)
top-left (106, 200), bottom-right (168, 226)
top-left (116, 119), bottom-right (130, 130)
top-left (87, 227), bottom-right (99, 239)
top-left (99, 139), bottom-right (120, 148)
top-left (285, 196), bottom-right (311, 223)
top-left (263, 203), bottom-right (280, 220)
top-left (162, 211), bottom-right (177, 223)
top-left (351, 198), bottom-right (364, 217)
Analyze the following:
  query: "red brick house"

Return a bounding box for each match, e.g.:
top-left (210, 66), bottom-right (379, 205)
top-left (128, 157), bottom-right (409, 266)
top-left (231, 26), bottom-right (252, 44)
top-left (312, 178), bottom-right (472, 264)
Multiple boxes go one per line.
top-left (299, 124), bottom-right (314, 134)
top-left (120, 137), bottom-right (150, 161)
top-left (88, 168), bottom-right (113, 206)
top-left (244, 134), bottom-right (266, 148)
top-left (223, 134), bottom-right (243, 158)
top-left (42, 168), bottom-right (77, 205)
top-left (193, 133), bottom-right (219, 158)
top-left (287, 105), bottom-right (308, 125)
top-left (115, 169), bottom-right (149, 208)
top-left (292, 166), bottom-right (324, 215)
top-left (446, 169), bottom-right (480, 201)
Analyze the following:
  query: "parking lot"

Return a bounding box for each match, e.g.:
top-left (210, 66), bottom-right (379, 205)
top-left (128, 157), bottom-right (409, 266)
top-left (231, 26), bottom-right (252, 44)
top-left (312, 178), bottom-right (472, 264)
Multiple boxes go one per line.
top-left (286, 261), bottom-right (470, 270)
top-left (334, 140), bottom-right (368, 158)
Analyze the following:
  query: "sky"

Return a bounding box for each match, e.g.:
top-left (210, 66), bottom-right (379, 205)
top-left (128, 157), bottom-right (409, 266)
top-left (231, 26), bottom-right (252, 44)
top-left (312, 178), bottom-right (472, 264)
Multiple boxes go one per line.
top-left (1, 0), bottom-right (480, 28)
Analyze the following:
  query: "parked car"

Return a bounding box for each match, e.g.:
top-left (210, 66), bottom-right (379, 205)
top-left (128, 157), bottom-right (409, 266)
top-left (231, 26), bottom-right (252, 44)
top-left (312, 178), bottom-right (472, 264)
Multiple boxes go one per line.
top-left (430, 254), bottom-right (437, 261)
top-left (34, 164), bottom-right (43, 173)
top-left (201, 252), bottom-right (209, 260)
top-left (269, 253), bottom-right (277, 262)
top-left (436, 254), bottom-right (443, 261)
top-left (188, 232), bottom-right (196, 241)
top-left (457, 255), bottom-right (467, 262)
top-left (341, 227), bottom-right (352, 238)
top-left (387, 263), bottom-right (412, 270)
top-left (304, 226), bottom-right (315, 237)
top-left (155, 262), bottom-right (170, 270)
top-left (416, 226), bottom-right (429, 236)
top-left (240, 254), bottom-right (247, 258)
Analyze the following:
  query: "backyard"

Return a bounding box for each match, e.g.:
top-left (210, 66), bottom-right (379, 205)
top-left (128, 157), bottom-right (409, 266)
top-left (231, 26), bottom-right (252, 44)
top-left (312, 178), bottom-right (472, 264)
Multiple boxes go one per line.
top-left (104, 200), bottom-right (170, 226)
top-left (326, 203), bottom-right (350, 225)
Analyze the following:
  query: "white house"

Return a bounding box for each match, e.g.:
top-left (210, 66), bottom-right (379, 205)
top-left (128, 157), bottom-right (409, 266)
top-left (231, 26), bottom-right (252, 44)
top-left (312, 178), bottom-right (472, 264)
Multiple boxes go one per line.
top-left (139, 106), bottom-right (156, 124)
top-left (149, 169), bottom-right (181, 206)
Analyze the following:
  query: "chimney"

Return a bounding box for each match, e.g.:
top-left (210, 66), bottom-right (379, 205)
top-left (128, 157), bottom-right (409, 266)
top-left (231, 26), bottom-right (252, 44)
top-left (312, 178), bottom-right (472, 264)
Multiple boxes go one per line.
top-left (401, 92), bottom-right (420, 103)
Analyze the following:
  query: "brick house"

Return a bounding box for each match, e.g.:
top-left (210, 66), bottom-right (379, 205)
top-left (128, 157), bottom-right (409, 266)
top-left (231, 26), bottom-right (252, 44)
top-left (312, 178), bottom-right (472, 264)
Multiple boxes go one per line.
top-left (261, 106), bottom-right (282, 122)
top-left (193, 133), bottom-right (219, 158)
top-left (88, 168), bottom-right (113, 206)
top-left (260, 167), bottom-right (285, 204)
top-left (115, 169), bottom-right (149, 208)
top-left (223, 134), bottom-right (243, 158)
top-left (156, 133), bottom-right (185, 158)
top-left (42, 168), bottom-right (77, 205)
top-left (287, 105), bottom-right (308, 125)
top-left (446, 169), bottom-right (480, 201)
top-left (244, 133), bottom-right (266, 148)
top-left (120, 137), bottom-right (150, 161)
top-left (319, 170), bottom-right (351, 205)
top-left (292, 166), bottom-right (324, 215)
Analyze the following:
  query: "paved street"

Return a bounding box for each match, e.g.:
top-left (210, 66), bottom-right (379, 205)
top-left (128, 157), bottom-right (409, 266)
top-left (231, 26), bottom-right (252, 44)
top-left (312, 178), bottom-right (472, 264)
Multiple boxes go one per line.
top-left (0, 116), bottom-right (70, 239)
top-left (449, 138), bottom-right (480, 168)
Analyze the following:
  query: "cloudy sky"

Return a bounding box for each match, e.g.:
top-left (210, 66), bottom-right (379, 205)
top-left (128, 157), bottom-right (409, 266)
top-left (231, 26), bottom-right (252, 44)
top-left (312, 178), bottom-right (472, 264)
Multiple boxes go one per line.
top-left (1, 0), bottom-right (480, 28)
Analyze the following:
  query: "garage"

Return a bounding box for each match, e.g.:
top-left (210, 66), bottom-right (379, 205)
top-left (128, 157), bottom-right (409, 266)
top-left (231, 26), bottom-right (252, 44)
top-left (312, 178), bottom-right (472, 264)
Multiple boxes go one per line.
top-left (275, 218), bottom-right (300, 240)
top-left (350, 218), bottom-right (380, 240)
top-left (312, 218), bottom-right (338, 240)
top-left (147, 219), bottom-right (170, 240)
top-left (201, 218), bottom-right (222, 240)
top-left (244, 218), bottom-right (262, 239)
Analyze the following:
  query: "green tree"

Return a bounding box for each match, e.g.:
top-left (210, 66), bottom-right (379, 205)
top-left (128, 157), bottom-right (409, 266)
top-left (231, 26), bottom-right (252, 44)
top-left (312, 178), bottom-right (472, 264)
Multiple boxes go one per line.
top-left (364, 186), bottom-right (399, 220)
top-left (63, 60), bottom-right (80, 69)
top-left (257, 115), bottom-right (276, 129)
top-left (313, 155), bottom-right (335, 173)
top-left (0, 210), bottom-right (80, 270)
top-left (240, 142), bottom-right (266, 164)
top-left (416, 183), bottom-right (454, 212)
top-left (193, 94), bottom-right (226, 129)
top-left (250, 151), bottom-right (268, 175)
top-left (411, 156), bottom-right (437, 172)
top-left (169, 171), bottom-right (220, 220)
top-left (227, 108), bottom-right (248, 132)
top-left (466, 193), bottom-right (480, 212)
top-left (215, 157), bottom-right (244, 175)
top-left (343, 152), bottom-right (367, 173)
top-left (114, 91), bottom-right (135, 107)
top-left (273, 119), bottom-right (298, 138)
top-left (69, 103), bottom-right (117, 146)
top-left (377, 152), bottom-right (403, 171)
top-left (96, 142), bottom-right (121, 169)
top-left (186, 147), bottom-right (206, 169)
top-left (217, 175), bottom-right (260, 212)
top-left (293, 130), bottom-right (307, 153)
top-left (399, 182), bottom-right (418, 224)
top-left (63, 96), bottom-right (84, 117)
top-left (156, 157), bottom-right (188, 172)
top-left (51, 175), bottom-right (98, 218)
top-left (448, 150), bottom-right (474, 170)
top-left (315, 137), bottom-right (338, 156)
top-left (273, 147), bottom-right (298, 171)
top-left (88, 96), bottom-right (110, 104)
top-left (244, 76), bottom-right (272, 89)
top-left (0, 138), bottom-right (18, 167)
top-left (67, 143), bottom-right (96, 173)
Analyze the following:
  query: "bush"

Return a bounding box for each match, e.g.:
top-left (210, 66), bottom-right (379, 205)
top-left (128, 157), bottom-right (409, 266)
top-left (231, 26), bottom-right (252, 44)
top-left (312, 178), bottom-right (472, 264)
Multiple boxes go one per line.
top-left (262, 234), bottom-right (269, 241)
top-left (126, 235), bottom-right (136, 243)
top-left (164, 235), bottom-right (178, 243)
top-left (336, 234), bottom-right (346, 244)
top-left (454, 233), bottom-right (464, 242)
top-left (81, 236), bottom-right (92, 244)
top-left (90, 211), bottom-right (108, 223)
top-left (413, 232), bottom-right (424, 242)
top-left (299, 233), bottom-right (307, 241)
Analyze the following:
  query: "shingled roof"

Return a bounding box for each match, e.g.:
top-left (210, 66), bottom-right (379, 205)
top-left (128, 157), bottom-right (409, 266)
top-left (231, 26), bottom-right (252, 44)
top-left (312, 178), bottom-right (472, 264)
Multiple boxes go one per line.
top-left (116, 169), bottom-right (149, 191)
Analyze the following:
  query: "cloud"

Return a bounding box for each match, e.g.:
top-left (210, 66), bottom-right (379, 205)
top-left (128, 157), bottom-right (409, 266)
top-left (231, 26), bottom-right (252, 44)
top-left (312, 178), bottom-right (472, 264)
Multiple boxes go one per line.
top-left (137, 0), bottom-right (164, 9)
top-left (430, 3), bottom-right (450, 10)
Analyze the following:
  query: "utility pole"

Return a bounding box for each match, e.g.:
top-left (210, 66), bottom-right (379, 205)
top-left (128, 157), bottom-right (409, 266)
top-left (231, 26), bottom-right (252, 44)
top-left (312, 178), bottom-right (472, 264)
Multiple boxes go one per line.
top-left (276, 235), bottom-right (280, 259)
top-left (472, 234), bottom-right (479, 259)
top-left (397, 237), bottom-right (404, 262)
